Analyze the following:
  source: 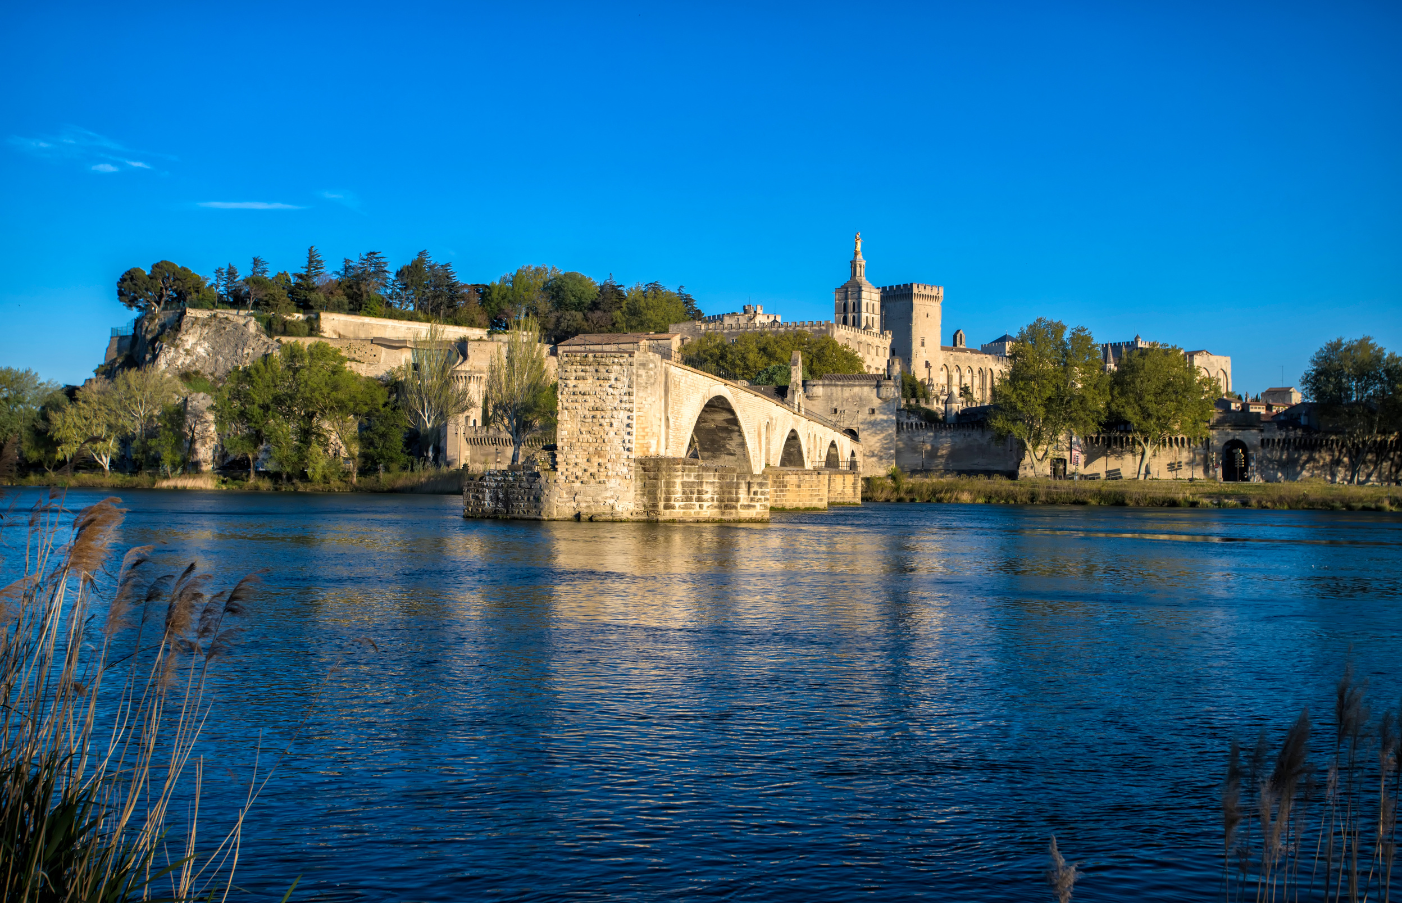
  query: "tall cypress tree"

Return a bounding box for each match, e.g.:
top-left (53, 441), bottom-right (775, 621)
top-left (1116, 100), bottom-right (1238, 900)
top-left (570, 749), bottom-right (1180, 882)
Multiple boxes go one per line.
top-left (299, 246), bottom-right (325, 287)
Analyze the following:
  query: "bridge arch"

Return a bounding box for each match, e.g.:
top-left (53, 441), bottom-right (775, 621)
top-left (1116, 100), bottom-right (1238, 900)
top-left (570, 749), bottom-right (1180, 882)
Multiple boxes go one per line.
top-left (688, 394), bottom-right (754, 471)
top-left (779, 429), bottom-right (805, 467)
top-left (824, 441), bottom-right (840, 469)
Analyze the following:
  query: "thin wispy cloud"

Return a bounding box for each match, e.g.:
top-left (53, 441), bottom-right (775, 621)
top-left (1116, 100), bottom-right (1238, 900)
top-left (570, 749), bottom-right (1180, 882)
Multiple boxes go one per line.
top-left (197, 201), bottom-right (304, 210)
top-left (319, 189), bottom-right (361, 210)
top-left (7, 126), bottom-right (169, 173)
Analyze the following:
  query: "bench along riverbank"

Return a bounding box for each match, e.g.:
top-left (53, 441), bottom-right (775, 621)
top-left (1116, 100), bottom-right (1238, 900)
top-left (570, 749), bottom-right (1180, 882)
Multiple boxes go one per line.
top-left (864, 473), bottom-right (1402, 510)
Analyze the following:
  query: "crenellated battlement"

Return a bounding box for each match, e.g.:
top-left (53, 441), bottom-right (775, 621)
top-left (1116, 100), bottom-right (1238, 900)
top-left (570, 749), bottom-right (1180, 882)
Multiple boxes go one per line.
top-left (679, 319), bottom-right (891, 340)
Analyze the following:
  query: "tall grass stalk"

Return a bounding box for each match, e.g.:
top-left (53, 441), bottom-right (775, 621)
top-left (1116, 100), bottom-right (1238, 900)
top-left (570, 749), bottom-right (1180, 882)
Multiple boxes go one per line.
top-left (1221, 667), bottom-right (1400, 902)
top-left (1, 491), bottom-right (264, 901)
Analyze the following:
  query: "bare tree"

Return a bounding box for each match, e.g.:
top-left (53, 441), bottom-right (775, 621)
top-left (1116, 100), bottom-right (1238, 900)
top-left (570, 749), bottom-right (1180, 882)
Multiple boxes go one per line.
top-left (394, 325), bottom-right (471, 465)
top-left (484, 315), bottom-right (554, 466)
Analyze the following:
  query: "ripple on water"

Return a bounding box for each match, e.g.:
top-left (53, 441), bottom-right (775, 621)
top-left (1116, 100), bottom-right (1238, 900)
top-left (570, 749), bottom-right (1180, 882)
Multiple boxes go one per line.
top-left (4, 490), bottom-right (1400, 902)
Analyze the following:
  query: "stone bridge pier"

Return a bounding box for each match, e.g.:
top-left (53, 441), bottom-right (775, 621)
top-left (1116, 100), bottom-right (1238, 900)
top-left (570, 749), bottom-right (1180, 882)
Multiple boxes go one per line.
top-left (463, 333), bottom-right (862, 521)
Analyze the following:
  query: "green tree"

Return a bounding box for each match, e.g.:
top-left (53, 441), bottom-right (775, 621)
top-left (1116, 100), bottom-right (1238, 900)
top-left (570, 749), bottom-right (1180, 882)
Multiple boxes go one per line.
top-left (901, 371), bottom-right (931, 405)
top-left (110, 367), bottom-right (181, 470)
top-left (340, 252), bottom-right (391, 315)
top-left (989, 319), bottom-right (1108, 477)
top-left (392, 251), bottom-right (466, 320)
top-left (681, 331), bottom-right (865, 382)
top-left (0, 367), bottom-right (59, 461)
top-left (483, 316), bottom-right (555, 466)
top-left (615, 282), bottom-right (689, 333)
top-left (246, 273), bottom-right (293, 316)
top-left (1108, 345), bottom-right (1217, 480)
top-left (218, 263), bottom-right (244, 308)
top-left (50, 380), bottom-right (123, 472)
top-left (117, 261), bottom-right (217, 314)
top-left (315, 361), bottom-right (388, 485)
top-left (148, 401), bottom-right (190, 476)
top-left (482, 265), bottom-right (560, 330)
top-left (292, 246), bottom-right (328, 310)
top-left (21, 389), bottom-right (71, 472)
top-left (215, 354), bottom-right (283, 480)
top-left (1300, 336), bottom-right (1402, 482)
top-left (359, 405), bottom-right (410, 475)
top-left (394, 327), bottom-right (472, 465)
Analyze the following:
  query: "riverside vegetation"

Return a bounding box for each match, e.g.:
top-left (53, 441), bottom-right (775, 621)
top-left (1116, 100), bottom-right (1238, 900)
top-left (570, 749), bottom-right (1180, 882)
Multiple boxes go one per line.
top-left (863, 470), bottom-right (1402, 511)
top-left (0, 492), bottom-right (268, 900)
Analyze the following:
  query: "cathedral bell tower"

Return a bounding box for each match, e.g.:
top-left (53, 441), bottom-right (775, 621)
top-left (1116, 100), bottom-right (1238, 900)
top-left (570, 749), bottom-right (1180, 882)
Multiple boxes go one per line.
top-left (833, 232), bottom-right (882, 332)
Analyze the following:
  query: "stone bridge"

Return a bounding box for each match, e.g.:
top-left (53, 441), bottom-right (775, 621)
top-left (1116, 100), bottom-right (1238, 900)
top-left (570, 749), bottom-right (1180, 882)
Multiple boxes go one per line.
top-left (463, 333), bottom-right (862, 521)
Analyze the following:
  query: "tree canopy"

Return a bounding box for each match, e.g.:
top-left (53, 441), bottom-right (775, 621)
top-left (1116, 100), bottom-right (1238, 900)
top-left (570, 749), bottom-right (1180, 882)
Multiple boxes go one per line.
top-left (988, 318), bottom-right (1108, 476)
top-left (216, 343), bottom-right (389, 481)
top-left (117, 261), bottom-right (217, 314)
top-left (1108, 345), bottom-right (1217, 479)
top-left (680, 331), bottom-right (867, 383)
top-left (114, 250), bottom-right (702, 343)
top-left (0, 367), bottom-right (59, 451)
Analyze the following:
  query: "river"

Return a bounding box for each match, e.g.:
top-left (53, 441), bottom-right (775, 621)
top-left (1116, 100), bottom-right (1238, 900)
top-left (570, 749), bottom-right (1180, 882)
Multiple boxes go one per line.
top-left (4, 489), bottom-right (1401, 901)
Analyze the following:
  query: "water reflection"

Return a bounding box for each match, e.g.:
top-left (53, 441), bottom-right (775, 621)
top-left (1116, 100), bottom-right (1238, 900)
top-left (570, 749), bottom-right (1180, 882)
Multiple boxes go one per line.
top-left (2, 489), bottom-right (1400, 902)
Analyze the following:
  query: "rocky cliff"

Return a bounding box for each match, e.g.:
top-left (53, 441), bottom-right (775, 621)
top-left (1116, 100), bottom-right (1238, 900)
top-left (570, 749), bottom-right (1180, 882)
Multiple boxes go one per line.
top-left (144, 309), bottom-right (279, 380)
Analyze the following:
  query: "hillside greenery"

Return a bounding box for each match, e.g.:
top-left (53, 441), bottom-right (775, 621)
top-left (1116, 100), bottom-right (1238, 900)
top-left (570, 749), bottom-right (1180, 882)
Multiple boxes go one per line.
top-left (117, 250), bottom-right (707, 343)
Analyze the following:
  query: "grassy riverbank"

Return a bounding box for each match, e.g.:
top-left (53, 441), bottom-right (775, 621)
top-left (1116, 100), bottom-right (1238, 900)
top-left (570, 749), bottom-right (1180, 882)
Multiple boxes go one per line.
top-left (5, 468), bottom-right (466, 494)
top-left (862, 473), bottom-right (1402, 511)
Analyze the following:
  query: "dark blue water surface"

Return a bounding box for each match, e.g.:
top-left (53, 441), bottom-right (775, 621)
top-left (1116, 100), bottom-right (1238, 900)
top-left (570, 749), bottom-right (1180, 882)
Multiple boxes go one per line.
top-left (5, 489), bottom-right (1402, 902)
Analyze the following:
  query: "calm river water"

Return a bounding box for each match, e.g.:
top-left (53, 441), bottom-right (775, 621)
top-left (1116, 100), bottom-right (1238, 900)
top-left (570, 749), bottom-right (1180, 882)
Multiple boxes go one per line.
top-left (5, 489), bottom-right (1402, 901)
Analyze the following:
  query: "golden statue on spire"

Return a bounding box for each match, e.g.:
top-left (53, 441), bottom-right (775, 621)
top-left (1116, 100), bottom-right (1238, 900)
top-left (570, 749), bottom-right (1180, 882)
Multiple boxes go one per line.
top-left (855, 231), bottom-right (862, 255)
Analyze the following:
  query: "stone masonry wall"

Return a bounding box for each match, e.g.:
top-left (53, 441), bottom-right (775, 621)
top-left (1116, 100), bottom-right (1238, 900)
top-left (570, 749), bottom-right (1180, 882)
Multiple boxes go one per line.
top-left (766, 467), bottom-right (830, 510)
top-left (894, 421), bottom-right (1022, 476)
top-left (553, 351), bottom-right (639, 518)
top-left (633, 458), bottom-right (769, 521)
top-left (462, 469), bottom-right (555, 519)
top-left (827, 471), bottom-right (861, 504)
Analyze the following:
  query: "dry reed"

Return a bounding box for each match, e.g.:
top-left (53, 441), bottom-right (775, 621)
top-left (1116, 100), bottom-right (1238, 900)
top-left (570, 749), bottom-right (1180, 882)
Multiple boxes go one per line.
top-left (1047, 835), bottom-right (1079, 902)
top-left (1, 491), bottom-right (268, 901)
top-left (1221, 666), bottom-right (1400, 901)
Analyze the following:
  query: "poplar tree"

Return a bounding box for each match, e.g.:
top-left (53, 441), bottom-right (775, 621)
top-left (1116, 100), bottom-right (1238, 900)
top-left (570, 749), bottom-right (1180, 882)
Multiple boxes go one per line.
top-left (484, 316), bottom-right (555, 466)
top-left (394, 326), bottom-right (472, 465)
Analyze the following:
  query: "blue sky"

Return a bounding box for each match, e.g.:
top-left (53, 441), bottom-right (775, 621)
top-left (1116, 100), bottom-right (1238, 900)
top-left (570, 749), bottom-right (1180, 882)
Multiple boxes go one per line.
top-left (2, 1), bottom-right (1398, 392)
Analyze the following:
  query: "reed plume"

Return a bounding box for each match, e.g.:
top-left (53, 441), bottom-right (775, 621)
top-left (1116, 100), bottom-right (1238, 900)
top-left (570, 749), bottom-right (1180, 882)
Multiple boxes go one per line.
top-left (1046, 835), bottom-right (1079, 903)
top-left (1219, 668), bottom-right (1400, 902)
top-left (0, 491), bottom-right (267, 901)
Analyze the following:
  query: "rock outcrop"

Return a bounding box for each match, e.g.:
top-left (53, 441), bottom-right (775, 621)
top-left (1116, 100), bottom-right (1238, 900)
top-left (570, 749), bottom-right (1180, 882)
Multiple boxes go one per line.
top-left (145, 310), bottom-right (278, 380)
top-left (184, 392), bottom-right (219, 472)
